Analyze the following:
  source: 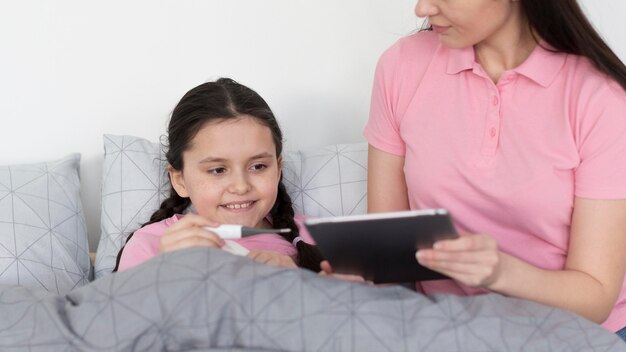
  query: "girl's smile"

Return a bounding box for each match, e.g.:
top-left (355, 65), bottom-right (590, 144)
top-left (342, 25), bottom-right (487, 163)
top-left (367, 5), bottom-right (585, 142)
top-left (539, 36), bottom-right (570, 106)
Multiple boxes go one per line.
top-left (221, 200), bottom-right (256, 211)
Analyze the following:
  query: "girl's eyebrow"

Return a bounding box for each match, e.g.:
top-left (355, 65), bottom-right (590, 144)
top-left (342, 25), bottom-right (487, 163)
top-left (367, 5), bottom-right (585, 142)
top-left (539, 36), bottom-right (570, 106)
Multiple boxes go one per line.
top-left (198, 152), bottom-right (274, 164)
top-left (249, 152), bottom-right (275, 161)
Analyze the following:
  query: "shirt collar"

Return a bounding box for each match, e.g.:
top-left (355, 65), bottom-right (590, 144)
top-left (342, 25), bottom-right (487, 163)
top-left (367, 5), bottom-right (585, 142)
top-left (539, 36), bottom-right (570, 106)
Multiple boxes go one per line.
top-left (446, 45), bottom-right (475, 75)
top-left (445, 41), bottom-right (567, 87)
top-left (513, 42), bottom-right (566, 87)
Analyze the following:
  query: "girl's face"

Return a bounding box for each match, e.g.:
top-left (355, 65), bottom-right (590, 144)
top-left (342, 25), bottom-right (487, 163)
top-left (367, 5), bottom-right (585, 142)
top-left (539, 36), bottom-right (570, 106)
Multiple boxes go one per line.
top-left (415, 0), bottom-right (519, 49)
top-left (169, 116), bottom-right (282, 228)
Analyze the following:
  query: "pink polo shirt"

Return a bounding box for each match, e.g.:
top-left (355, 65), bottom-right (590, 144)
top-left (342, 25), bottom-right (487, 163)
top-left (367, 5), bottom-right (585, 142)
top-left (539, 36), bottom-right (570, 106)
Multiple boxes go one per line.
top-left (364, 31), bottom-right (626, 331)
top-left (117, 214), bottom-right (315, 272)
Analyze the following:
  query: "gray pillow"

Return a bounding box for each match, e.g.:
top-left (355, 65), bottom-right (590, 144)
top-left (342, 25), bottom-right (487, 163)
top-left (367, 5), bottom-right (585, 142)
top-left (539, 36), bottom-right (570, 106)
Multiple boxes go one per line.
top-left (282, 143), bottom-right (368, 217)
top-left (94, 135), bottom-right (169, 279)
top-left (0, 154), bottom-right (90, 293)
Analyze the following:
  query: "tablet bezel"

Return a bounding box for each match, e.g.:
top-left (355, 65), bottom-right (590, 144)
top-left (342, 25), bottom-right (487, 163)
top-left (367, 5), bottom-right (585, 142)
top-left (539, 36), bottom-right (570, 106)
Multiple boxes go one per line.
top-left (304, 209), bottom-right (458, 283)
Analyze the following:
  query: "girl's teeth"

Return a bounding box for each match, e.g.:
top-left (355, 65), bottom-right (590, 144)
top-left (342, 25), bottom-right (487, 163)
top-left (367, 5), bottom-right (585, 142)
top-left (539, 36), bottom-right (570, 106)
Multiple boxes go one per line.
top-left (226, 202), bottom-right (251, 209)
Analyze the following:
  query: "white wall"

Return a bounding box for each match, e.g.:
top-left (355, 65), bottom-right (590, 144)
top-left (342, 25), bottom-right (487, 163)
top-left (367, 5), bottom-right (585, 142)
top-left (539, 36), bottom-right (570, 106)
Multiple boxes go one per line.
top-left (1, 0), bottom-right (625, 250)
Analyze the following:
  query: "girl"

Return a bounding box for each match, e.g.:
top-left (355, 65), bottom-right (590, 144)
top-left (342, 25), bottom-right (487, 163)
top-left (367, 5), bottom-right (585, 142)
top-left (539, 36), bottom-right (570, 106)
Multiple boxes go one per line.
top-left (113, 78), bottom-right (323, 272)
top-left (363, 0), bottom-right (626, 339)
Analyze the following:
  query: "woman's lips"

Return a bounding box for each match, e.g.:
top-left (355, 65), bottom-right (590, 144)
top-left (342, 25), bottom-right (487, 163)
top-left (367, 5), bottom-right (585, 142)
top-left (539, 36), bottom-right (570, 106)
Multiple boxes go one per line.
top-left (431, 25), bottom-right (450, 34)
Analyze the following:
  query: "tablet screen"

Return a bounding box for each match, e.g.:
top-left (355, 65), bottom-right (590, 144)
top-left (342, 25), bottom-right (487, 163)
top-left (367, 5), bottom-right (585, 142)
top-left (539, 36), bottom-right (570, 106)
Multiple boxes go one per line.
top-left (304, 209), bottom-right (458, 283)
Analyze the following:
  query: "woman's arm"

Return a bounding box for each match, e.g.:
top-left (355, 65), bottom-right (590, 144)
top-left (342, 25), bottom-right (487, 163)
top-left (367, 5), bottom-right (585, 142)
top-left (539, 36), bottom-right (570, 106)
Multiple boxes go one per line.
top-left (367, 145), bottom-right (410, 213)
top-left (418, 198), bottom-right (626, 323)
top-left (496, 198), bottom-right (626, 322)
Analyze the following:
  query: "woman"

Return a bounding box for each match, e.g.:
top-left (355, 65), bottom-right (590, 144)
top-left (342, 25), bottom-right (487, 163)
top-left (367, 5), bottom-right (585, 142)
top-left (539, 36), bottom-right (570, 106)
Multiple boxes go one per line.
top-left (363, 0), bottom-right (626, 338)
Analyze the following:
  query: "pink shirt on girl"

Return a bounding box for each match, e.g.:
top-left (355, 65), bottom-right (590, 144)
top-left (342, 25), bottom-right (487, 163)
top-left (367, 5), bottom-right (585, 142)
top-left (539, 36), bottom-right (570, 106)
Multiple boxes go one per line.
top-left (364, 31), bottom-right (626, 331)
top-left (117, 214), bottom-right (314, 272)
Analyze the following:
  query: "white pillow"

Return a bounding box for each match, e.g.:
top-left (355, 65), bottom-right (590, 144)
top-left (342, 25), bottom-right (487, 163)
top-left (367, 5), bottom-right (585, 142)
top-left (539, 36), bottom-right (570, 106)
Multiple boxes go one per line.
top-left (94, 134), bottom-right (368, 279)
top-left (0, 154), bottom-right (91, 292)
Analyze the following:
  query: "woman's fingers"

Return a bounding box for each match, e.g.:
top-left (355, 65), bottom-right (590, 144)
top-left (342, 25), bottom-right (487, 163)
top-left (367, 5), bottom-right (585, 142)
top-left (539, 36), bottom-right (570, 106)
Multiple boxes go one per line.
top-left (416, 247), bottom-right (499, 265)
top-left (416, 233), bottom-right (502, 288)
top-left (432, 233), bottom-right (496, 251)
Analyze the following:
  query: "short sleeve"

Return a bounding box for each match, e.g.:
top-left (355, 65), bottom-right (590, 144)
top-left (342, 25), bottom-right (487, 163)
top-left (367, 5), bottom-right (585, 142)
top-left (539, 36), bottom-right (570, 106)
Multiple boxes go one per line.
top-left (575, 82), bottom-right (626, 199)
top-left (363, 43), bottom-right (406, 156)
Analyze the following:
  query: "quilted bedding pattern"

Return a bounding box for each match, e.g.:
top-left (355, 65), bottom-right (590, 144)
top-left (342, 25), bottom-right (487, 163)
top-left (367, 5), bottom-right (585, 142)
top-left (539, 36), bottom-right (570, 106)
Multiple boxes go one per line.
top-left (1, 248), bottom-right (624, 351)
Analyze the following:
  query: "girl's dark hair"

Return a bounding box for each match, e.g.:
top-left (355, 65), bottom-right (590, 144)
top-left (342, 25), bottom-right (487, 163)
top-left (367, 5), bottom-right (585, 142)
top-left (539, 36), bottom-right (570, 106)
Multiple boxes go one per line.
top-left (113, 78), bottom-right (323, 272)
top-left (420, 0), bottom-right (626, 90)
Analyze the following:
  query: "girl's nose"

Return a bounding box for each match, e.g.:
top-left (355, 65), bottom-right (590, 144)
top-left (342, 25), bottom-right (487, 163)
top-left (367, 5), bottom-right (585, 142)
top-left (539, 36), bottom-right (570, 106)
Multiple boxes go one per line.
top-left (415, 0), bottom-right (438, 18)
top-left (227, 172), bottom-right (251, 195)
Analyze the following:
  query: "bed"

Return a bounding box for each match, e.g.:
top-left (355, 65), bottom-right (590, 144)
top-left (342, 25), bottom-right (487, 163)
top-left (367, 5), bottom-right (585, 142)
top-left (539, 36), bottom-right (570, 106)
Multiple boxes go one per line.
top-left (0, 135), bottom-right (624, 351)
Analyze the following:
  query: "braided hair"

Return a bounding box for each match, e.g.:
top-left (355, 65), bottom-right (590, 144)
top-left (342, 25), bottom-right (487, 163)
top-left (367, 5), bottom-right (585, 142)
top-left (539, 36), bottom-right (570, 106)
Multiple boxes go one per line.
top-left (113, 78), bottom-right (323, 272)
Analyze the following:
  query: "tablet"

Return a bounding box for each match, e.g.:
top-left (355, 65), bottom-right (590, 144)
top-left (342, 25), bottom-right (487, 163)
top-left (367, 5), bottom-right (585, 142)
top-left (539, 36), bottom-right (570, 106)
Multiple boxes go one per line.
top-left (304, 209), bottom-right (458, 283)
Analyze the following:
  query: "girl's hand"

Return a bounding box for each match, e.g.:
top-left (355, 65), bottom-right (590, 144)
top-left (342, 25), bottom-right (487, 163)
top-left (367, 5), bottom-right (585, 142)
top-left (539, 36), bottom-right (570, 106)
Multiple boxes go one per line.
top-left (159, 214), bottom-right (225, 254)
top-left (416, 233), bottom-right (502, 288)
top-left (319, 261), bottom-right (371, 284)
top-left (247, 249), bottom-right (297, 268)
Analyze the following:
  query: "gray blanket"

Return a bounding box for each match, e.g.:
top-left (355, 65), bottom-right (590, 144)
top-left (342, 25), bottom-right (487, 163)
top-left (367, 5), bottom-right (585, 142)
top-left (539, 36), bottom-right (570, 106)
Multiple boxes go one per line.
top-left (1, 248), bottom-right (624, 351)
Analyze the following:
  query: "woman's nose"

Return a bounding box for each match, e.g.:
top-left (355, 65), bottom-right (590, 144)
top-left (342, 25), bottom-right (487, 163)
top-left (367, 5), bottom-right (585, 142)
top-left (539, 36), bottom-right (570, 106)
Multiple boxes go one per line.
top-left (415, 0), bottom-right (438, 18)
top-left (227, 172), bottom-right (251, 194)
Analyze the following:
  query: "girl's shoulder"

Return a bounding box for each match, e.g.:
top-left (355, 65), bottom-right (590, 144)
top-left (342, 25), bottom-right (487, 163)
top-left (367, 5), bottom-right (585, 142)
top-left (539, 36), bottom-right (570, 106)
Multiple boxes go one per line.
top-left (293, 214), bottom-right (310, 222)
top-left (117, 214), bottom-right (183, 272)
top-left (134, 214), bottom-right (183, 238)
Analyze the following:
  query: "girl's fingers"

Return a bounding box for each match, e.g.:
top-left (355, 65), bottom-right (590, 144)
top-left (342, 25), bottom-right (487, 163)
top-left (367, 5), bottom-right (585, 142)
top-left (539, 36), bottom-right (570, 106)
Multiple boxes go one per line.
top-left (247, 249), bottom-right (267, 261)
top-left (317, 262), bottom-right (369, 283)
top-left (247, 250), bottom-right (297, 268)
top-left (319, 260), bottom-right (333, 274)
top-left (165, 214), bottom-right (220, 233)
top-left (319, 271), bottom-right (369, 284)
top-left (160, 236), bottom-right (223, 253)
top-left (160, 227), bottom-right (225, 253)
top-left (163, 227), bottom-right (224, 245)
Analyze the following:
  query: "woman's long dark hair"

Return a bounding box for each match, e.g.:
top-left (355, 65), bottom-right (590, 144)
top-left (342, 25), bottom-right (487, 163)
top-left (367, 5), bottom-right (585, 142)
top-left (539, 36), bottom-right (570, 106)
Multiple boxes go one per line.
top-left (521, 0), bottom-right (626, 91)
top-left (420, 0), bottom-right (626, 90)
top-left (113, 78), bottom-right (323, 272)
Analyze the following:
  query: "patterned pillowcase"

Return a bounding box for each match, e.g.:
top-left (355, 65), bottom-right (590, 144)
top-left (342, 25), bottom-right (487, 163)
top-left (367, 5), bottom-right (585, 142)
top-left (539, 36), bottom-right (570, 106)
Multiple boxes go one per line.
top-left (94, 134), bottom-right (368, 279)
top-left (0, 154), bottom-right (90, 293)
top-left (282, 143), bottom-right (368, 217)
top-left (94, 135), bottom-right (169, 279)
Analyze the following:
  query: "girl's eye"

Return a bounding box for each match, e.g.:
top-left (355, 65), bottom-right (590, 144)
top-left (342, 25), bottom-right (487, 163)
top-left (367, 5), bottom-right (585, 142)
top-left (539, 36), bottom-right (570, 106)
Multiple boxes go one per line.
top-left (250, 163), bottom-right (267, 171)
top-left (208, 167), bottom-right (226, 175)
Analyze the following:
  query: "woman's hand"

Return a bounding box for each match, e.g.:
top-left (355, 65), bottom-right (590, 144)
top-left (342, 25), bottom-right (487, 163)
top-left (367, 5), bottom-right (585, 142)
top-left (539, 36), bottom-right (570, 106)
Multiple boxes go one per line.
top-left (247, 249), bottom-right (297, 268)
top-left (416, 233), bottom-right (503, 288)
top-left (319, 261), bottom-right (371, 284)
top-left (159, 214), bottom-right (225, 254)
